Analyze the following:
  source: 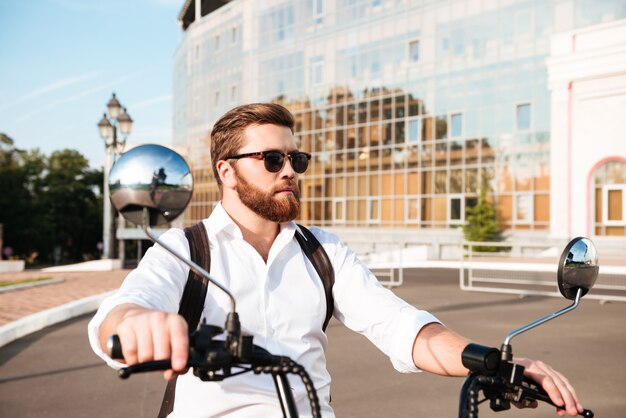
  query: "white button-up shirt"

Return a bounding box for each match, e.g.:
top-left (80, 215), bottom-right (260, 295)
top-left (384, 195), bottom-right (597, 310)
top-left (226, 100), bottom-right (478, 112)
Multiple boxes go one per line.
top-left (88, 203), bottom-right (440, 417)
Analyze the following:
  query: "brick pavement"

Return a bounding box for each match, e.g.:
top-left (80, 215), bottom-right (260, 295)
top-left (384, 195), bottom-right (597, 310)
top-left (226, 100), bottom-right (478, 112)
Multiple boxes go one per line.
top-left (0, 269), bottom-right (130, 326)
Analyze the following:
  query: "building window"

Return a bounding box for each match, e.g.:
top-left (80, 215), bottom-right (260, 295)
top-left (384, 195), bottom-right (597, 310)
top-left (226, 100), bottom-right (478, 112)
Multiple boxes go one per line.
top-left (371, 60), bottom-right (381, 79)
top-left (231, 27), bottom-right (237, 44)
top-left (312, 57), bottom-right (324, 86)
top-left (214, 91), bottom-right (220, 106)
top-left (367, 197), bottom-right (380, 223)
top-left (215, 34), bottom-right (221, 51)
top-left (514, 192), bottom-right (534, 223)
top-left (449, 195), bottom-right (464, 223)
top-left (603, 185), bottom-right (625, 225)
top-left (594, 161), bottom-right (626, 236)
top-left (230, 84), bottom-right (237, 103)
top-left (450, 112), bottom-right (463, 137)
top-left (516, 103), bottom-right (531, 131)
top-left (409, 40), bottom-right (420, 63)
top-left (333, 198), bottom-right (346, 223)
top-left (408, 119), bottom-right (420, 143)
top-left (406, 196), bottom-right (420, 223)
top-left (313, 0), bottom-right (324, 24)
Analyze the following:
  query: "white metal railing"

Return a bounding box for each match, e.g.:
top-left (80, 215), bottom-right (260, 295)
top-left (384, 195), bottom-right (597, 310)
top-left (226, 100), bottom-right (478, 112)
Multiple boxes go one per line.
top-left (460, 241), bottom-right (626, 302)
top-left (353, 241), bottom-right (405, 287)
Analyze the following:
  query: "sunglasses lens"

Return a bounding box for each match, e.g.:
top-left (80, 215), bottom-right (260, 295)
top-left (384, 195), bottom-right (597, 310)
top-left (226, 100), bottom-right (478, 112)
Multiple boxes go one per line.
top-left (263, 152), bottom-right (284, 173)
top-left (291, 153), bottom-right (309, 173)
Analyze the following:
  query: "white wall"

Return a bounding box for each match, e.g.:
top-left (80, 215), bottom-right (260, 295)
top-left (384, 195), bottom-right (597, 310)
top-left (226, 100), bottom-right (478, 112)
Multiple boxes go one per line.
top-left (547, 19), bottom-right (626, 239)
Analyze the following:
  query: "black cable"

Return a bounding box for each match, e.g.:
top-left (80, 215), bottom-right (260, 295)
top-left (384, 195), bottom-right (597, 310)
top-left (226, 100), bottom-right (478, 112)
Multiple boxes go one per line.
top-left (254, 358), bottom-right (322, 418)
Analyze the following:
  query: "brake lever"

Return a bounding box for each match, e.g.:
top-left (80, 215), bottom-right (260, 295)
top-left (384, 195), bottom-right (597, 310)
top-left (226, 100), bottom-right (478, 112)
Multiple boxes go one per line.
top-left (518, 378), bottom-right (594, 418)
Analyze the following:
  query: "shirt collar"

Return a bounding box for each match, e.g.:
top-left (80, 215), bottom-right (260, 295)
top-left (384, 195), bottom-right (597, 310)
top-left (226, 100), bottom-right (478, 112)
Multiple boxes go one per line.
top-left (206, 202), bottom-right (298, 242)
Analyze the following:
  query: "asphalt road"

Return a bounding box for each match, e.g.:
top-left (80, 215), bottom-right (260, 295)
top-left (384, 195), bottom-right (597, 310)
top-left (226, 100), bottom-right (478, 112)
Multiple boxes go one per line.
top-left (1, 269), bottom-right (624, 417)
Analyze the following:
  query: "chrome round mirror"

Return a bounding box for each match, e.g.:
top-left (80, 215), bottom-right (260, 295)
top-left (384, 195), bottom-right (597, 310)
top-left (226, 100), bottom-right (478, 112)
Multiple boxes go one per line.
top-left (557, 237), bottom-right (599, 300)
top-left (109, 144), bottom-right (193, 226)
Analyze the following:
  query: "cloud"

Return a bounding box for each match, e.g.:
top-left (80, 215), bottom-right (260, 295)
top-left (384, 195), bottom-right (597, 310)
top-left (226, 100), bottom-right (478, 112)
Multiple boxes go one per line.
top-left (15, 71), bottom-right (144, 123)
top-left (130, 94), bottom-right (172, 110)
top-left (0, 70), bottom-right (103, 111)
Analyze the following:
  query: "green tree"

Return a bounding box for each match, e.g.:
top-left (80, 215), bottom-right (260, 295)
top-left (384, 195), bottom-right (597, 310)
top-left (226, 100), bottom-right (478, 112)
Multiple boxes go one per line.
top-left (40, 149), bottom-right (103, 263)
top-left (463, 188), bottom-right (501, 252)
top-left (0, 136), bottom-right (103, 265)
top-left (0, 135), bottom-right (49, 261)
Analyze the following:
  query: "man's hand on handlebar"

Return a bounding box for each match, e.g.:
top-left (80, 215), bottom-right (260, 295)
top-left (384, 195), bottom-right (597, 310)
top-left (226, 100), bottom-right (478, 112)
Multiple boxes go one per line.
top-left (99, 303), bottom-right (189, 380)
top-left (513, 357), bottom-right (583, 417)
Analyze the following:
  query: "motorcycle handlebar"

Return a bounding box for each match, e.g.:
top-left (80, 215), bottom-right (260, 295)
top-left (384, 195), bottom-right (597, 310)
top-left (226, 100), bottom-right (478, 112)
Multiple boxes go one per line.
top-left (106, 329), bottom-right (322, 418)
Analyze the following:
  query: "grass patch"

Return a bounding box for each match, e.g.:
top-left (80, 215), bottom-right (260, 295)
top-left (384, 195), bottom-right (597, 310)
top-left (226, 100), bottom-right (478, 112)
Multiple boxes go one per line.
top-left (0, 277), bottom-right (58, 288)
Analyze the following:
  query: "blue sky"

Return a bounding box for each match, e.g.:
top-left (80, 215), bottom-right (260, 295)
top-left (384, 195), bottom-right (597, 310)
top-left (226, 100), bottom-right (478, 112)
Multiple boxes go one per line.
top-left (0, 0), bottom-right (182, 168)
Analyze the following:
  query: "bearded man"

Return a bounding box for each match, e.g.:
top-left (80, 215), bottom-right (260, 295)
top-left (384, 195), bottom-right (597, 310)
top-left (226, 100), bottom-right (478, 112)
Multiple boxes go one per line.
top-left (88, 103), bottom-right (585, 418)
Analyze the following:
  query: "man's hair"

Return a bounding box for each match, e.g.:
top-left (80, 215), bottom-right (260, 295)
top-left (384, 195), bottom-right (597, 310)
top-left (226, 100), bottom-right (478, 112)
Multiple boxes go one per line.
top-left (210, 102), bottom-right (295, 187)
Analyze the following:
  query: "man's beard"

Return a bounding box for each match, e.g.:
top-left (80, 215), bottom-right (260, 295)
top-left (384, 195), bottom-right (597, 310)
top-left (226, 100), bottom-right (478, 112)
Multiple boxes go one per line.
top-left (234, 170), bottom-right (301, 223)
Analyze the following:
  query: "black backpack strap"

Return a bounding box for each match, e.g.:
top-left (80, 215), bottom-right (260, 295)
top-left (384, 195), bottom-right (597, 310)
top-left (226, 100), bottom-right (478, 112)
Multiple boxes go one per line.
top-left (179, 221), bottom-right (211, 329)
top-left (158, 221), bottom-right (211, 418)
top-left (295, 224), bottom-right (335, 332)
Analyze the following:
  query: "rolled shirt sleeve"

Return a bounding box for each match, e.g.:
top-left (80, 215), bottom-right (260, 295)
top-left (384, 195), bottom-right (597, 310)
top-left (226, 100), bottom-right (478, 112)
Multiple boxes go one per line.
top-left (87, 228), bottom-right (191, 368)
top-left (313, 227), bottom-right (441, 373)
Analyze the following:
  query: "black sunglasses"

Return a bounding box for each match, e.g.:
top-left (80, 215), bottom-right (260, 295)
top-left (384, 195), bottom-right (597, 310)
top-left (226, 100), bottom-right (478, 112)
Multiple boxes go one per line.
top-left (225, 150), bottom-right (311, 174)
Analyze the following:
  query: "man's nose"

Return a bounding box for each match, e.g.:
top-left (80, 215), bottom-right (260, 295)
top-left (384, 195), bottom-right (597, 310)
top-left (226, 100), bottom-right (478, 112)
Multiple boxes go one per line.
top-left (279, 155), bottom-right (297, 178)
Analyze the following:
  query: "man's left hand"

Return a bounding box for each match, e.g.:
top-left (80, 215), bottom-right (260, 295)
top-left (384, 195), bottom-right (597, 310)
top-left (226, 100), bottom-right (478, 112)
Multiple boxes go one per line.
top-left (513, 357), bottom-right (584, 417)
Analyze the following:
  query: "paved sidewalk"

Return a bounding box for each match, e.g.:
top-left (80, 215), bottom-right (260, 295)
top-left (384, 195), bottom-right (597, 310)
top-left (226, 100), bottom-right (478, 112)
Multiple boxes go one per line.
top-left (0, 270), bottom-right (130, 327)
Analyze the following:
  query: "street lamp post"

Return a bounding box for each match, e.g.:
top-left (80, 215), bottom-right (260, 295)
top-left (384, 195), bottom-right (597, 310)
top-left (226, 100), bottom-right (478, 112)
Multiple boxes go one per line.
top-left (97, 93), bottom-right (133, 259)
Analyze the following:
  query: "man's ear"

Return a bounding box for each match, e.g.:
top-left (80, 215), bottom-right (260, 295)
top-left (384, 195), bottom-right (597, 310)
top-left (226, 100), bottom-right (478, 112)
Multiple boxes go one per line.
top-left (216, 160), bottom-right (236, 188)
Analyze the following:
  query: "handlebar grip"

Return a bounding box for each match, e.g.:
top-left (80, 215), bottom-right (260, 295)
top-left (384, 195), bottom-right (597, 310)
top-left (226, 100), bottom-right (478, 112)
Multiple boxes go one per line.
top-left (107, 335), bottom-right (124, 360)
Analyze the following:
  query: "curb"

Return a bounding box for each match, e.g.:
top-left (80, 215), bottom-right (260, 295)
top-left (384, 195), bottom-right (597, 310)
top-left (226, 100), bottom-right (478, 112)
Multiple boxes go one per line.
top-left (0, 278), bottom-right (65, 294)
top-left (0, 290), bottom-right (115, 348)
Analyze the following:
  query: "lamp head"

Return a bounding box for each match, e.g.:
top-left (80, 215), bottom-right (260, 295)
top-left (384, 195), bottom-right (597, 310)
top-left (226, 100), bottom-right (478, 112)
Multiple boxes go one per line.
top-left (97, 114), bottom-right (113, 140)
top-left (107, 93), bottom-right (122, 119)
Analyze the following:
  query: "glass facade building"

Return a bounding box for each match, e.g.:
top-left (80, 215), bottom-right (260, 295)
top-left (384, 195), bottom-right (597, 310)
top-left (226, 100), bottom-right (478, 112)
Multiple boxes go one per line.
top-left (173, 0), bottom-right (626, 242)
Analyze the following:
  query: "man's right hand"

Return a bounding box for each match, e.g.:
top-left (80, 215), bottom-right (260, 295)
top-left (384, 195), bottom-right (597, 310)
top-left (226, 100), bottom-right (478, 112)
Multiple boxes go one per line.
top-left (99, 304), bottom-right (189, 380)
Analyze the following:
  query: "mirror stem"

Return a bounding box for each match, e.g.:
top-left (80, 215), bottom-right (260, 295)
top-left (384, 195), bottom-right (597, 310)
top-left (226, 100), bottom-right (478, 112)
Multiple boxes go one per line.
top-left (141, 209), bottom-right (237, 313)
top-left (503, 288), bottom-right (582, 348)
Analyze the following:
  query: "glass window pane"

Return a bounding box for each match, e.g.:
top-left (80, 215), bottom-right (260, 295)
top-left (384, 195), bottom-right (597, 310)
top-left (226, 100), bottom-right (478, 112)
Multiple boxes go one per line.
top-left (407, 197), bottom-right (419, 221)
top-left (409, 40), bottom-right (420, 62)
top-left (516, 103), bottom-right (531, 130)
top-left (434, 197), bottom-right (447, 221)
top-left (435, 115), bottom-right (447, 139)
top-left (450, 169), bottom-right (462, 193)
top-left (450, 197), bottom-right (462, 221)
top-left (515, 193), bottom-right (533, 222)
top-left (451, 113), bottom-right (463, 137)
top-left (608, 189), bottom-right (623, 221)
top-left (368, 198), bottom-right (379, 221)
top-left (435, 170), bottom-right (447, 193)
top-left (408, 119), bottom-right (420, 143)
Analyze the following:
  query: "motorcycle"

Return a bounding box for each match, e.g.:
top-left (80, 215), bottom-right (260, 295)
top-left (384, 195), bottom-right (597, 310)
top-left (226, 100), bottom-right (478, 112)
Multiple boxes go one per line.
top-left (105, 144), bottom-right (596, 418)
